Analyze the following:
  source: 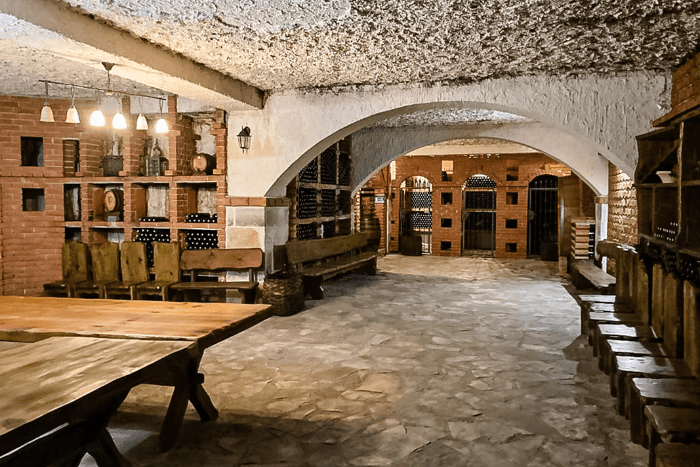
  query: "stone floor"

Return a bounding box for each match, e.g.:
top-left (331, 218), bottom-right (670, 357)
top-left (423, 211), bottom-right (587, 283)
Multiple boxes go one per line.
top-left (94, 255), bottom-right (648, 466)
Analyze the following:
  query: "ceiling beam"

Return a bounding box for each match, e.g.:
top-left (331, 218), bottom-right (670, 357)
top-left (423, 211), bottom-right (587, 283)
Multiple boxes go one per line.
top-left (0, 0), bottom-right (265, 109)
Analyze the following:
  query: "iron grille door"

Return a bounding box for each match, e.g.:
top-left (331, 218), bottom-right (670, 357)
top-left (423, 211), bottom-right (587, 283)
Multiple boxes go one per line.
top-left (463, 175), bottom-right (497, 256)
top-left (527, 175), bottom-right (559, 258)
top-left (400, 176), bottom-right (432, 254)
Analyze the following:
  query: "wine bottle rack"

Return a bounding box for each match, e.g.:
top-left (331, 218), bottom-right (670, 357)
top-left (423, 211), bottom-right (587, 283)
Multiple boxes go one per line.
top-left (134, 228), bottom-right (171, 266)
top-left (184, 229), bottom-right (218, 250)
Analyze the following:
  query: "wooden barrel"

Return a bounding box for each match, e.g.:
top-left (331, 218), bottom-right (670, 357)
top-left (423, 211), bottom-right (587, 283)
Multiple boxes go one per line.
top-left (191, 153), bottom-right (216, 175)
top-left (103, 189), bottom-right (123, 213)
top-left (360, 212), bottom-right (382, 249)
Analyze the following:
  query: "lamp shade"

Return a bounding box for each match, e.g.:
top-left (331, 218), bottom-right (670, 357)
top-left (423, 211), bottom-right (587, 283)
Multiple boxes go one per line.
top-left (136, 113), bottom-right (148, 130)
top-left (66, 105), bottom-right (80, 124)
top-left (90, 109), bottom-right (105, 127)
top-left (112, 111), bottom-right (127, 130)
top-left (155, 117), bottom-right (169, 134)
top-left (40, 104), bottom-right (54, 123)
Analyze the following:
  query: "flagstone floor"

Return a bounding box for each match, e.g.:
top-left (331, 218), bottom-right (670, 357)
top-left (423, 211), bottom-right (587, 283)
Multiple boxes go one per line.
top-left (98, 255), bottom-right (647, 466)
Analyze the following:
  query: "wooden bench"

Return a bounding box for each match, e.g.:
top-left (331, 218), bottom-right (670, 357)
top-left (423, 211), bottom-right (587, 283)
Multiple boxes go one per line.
top-left (171, 248), bottom-right (263, 304)
top-left (286, 233), bottom-right (379, 299)
top-left (655, 443), bottom-right (700, 467)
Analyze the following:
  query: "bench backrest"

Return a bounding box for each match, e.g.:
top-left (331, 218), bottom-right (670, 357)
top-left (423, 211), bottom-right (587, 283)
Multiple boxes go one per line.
top-left (120, 241), bottom-right (149, 283)
top-left (286, 233), bottom-right (368, 266)
top-left (180, 248), bottom-right (263, 279)
top-left (89, 242), bottom-right (120, 282)
top-left (61, 241), bottom-right (89, 282)
top-left (154, 242), bottom-right (181, 282)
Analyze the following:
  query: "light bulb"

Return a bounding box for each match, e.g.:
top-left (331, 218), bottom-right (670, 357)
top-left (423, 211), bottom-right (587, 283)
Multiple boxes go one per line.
top-left (112, 111), bottom-right (127, 130)
top-left (66, 105), bottom-right (80, 124)
top-left (90, 109), bottom-right (105, 127)
top-left (136, 113), bottom-right (148, 130)
top-left (155, 117), bottom-right (169, 134)
top-left (40, 103), bottom-right (54, 123)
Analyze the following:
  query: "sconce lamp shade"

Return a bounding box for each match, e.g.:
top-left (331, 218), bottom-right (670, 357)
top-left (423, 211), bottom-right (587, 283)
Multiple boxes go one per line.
top-left (136, 113), bottom-right (148, 130)
top-left (237, 126), bottom-right (251, 152)
top-left (40, 104), bottom-right (54, 123)
top-left (112, 111), bottom-right (127, 130)
top-left (66, 105), bottom-right (80, 124)
top-left (90, 109), bottom-right (106, 127)
top-left (155, 117), bottom-right (169, 134)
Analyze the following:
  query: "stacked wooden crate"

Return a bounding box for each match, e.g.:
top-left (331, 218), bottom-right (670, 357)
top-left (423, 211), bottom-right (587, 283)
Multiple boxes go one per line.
top-left (571, 218), bottom-right (595, 259)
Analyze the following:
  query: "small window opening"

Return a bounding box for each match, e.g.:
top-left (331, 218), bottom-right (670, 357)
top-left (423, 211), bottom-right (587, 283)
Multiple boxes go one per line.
top-left (441, 192), bottom-right (453, 205)
top-left (506, 166), bottom-right (519, 181)
top-left (21, 137), bottom-right (44, 167)
top-left (23, 188), bottom-right (45, 211)
top-left (441, 218), bottom-right (452, 228)
top-left (441, 241), bottom-right (452, 251)
top-left (505, 219), bottom-right (518, 229)
top-left (506, 192), bottom-right (519, 205)
top-left (505, 243), bottom-right (518, 252)
top-left (441, 160), bottom-right (453, 181)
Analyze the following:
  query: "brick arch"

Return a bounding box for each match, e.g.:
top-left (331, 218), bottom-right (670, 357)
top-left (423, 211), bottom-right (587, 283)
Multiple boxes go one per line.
top-left (398, 172), bottom-right (438, 189)
top-left (459, 170), bottom-right (502, 189)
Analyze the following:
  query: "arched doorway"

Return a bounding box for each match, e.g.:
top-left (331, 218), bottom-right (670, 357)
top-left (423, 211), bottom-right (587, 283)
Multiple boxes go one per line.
top-left (400, 176), bottom-right (432, 254)
top-left (527, 174), bottom-right (559, 259)
top-left (462, 174), bottom-right (497, 256)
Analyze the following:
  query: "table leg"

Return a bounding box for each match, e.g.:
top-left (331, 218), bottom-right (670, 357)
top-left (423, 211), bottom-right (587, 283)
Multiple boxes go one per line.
top-left (87, 428), bottom-right (131, 467)
top-left (158, 354), bottom-right (219, 451)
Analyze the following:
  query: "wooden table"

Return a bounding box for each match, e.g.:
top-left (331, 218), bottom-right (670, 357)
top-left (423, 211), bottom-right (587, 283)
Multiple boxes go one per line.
top-left (0, 296), bottom-right (272, 457)
top-left (0, 336), bottom-right (196, 467)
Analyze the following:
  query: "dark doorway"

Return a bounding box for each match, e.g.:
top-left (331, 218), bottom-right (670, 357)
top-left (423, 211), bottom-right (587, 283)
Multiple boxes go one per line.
top-left (528, 175), bottom-right (559, 259)
top-left (462, 174), bottom-right (497, 255)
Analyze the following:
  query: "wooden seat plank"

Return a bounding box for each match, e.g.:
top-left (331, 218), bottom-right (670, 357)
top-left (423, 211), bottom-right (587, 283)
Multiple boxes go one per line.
top-left (628, 377), bottom-right (700, 446)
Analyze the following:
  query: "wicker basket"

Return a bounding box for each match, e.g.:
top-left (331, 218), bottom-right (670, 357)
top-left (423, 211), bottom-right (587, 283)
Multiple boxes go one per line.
top-left (261, 271), bottom-right (304, 316)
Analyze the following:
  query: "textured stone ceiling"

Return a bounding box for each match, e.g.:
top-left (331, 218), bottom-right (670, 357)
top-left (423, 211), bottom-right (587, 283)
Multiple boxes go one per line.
top-left (1, 0), bottom-right (699, 99)
top-left (57, 0), bottom-right (700, 92)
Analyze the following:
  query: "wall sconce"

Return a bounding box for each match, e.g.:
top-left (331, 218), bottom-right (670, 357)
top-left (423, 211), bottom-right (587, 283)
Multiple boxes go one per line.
top-left (237, 126), bottom-right (251, 152)
top-left (39, 81), bottom-right (54, 123)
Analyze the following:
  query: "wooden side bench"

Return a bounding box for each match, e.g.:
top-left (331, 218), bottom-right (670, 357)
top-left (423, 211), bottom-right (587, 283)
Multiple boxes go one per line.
top-left (171, 248), bottom-right (263, 304)
top-left (286, 233), bottom-right (379, 299)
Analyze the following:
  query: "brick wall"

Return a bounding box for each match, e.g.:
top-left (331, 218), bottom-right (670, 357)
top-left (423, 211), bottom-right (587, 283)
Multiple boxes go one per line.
top-left (671, 52), bottom-right (700, 117)
top-left (0, 95), bottom-right (109, 295)
top-left (358, 153), bottom-right (581, 258)
top-left (607, 163), bottom-right (638, 274)
top-left (0, 94), bottom-right (225, 295)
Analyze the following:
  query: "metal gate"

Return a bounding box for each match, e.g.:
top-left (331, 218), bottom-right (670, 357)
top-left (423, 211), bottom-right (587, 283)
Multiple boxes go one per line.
top-left (400, 176), bottom-right (432, 254)
top-left (462, 174), bottom-right (497, 256)
top-left (527, 174), bottom-right (559, 259)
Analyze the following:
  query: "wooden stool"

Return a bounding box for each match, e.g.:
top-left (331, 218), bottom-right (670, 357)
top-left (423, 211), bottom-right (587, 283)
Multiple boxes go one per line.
top-left (655, 443), bottom-right (700, 467)
top-left (594, 323), bottom-right (659, 358)
top-left (601, 339), bottom-right (667, 375)
top-left (612, 356), bottom-right (693, 415)
top-left (629, 378), bottom-right (700, 446)
top-left (587, 311), bottom-right (642, 348)
top-left (646, 406), bottom-right (700, 467)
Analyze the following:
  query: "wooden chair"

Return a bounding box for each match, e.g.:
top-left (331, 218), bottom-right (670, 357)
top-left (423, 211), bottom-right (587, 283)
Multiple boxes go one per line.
top-left (136, 242), bottom-right (180, 300)
top-left (103, 241), bottom-right (149, 300)
top-left (43, 242), bottom-right (89, 297)
top-left (73, 243), bottom-right (120, 299)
